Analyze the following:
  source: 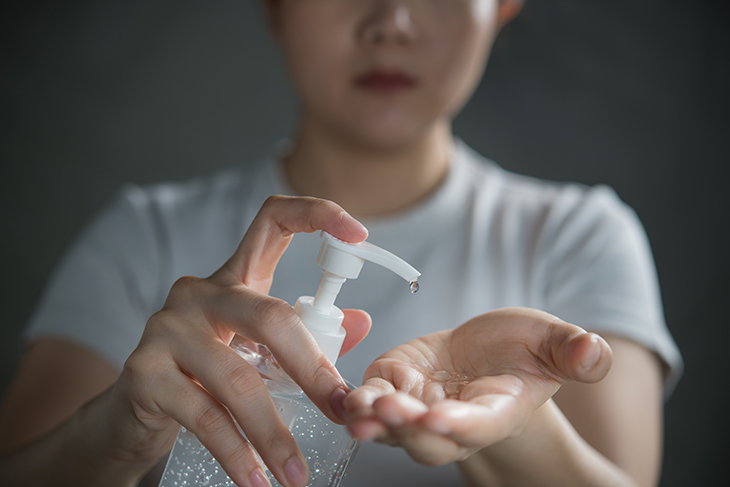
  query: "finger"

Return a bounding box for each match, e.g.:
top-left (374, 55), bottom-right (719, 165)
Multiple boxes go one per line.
top-left (459, 308), bottom-right (613, 386)
top-left (520, 310), bottom-right (613, 384)
top-left (343, 379), bottom-right (395, 441)
top-left (565, 332), bottom-right (613, 383)
top-left (174, 335), bottom-right (310, 487)
top-left (184, 281), bottom-right (351, 426)
top-left (344, 358), bottom-right (426, 426)
top-left (546, 330), bottom-right (613, 384)
top-left (380, 424), bottom-right (463, 466)
top-left (339, 309), bottom-right (372, 357)
top-left (371, 392), bottom-right (429, 428)
top-left (344, 376), bottom-right (397, 420)
top-left (419, 374), bottom-right (535, 447)
top-left (151, 367), bottom-right (267, 487)
top-left (251, 300), bottom-right (352, 424)
top-left (217, 195), bottom-right (368, 293)
top-left (421, 395), bottom-right (526, 448)
top-left (347, 417), bottom-right (389, 442)
top-left (355, 395), bottom-right (476, 465)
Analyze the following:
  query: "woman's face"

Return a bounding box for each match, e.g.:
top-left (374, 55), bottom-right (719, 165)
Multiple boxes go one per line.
top-left (267, 0), bottom-right (518, 149)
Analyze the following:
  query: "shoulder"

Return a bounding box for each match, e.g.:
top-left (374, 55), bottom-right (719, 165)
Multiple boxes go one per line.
top-left (51, 159), bottom-right (272, 295)
top-left (456, 143), bottom-right (682, 392)
top-left (107, 161), bottom-right (272, 241)
top-left (458, 144), bottom-right (638, 244)
top-left (117, 163), bottom-right (256, 219)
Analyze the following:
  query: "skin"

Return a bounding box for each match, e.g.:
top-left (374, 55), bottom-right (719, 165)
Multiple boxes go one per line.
top-left (343, 314), bottom-right (661, 486)
top-left (0, 1), bottom-right (665, 486)
top-left (0, 197), bottom-right (373, 487)
top-left (277, 0), bottom-right (520, 217)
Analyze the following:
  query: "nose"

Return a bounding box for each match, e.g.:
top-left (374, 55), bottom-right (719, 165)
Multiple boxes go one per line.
top-left (359, 1), bottom-right (416, 47)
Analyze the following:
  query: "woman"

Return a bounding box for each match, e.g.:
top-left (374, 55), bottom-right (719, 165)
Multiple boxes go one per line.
top-left (0, 1), bottom-right (680, 486)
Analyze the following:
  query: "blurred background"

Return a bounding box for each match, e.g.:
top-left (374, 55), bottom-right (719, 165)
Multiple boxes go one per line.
top-left (1, 1), bottom-right (728, 485)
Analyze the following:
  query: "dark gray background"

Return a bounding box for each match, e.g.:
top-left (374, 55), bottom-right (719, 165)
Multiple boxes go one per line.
top-left (1, 1), bottom-right (728, 485)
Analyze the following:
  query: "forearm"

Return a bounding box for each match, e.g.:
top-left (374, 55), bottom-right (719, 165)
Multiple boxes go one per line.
top-left (458, 399), bottom-right (637, 487)
top-left (0, 390), bottom-right (154, 487)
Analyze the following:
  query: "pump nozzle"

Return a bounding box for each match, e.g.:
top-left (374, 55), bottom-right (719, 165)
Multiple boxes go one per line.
top-left (317, 232), bottom-right (420, 283)
top-left (294, 232), bottom-right (421, 365)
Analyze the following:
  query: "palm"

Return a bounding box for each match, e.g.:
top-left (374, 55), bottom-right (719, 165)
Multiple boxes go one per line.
top-left (344, 308), bottom-right (612, 465)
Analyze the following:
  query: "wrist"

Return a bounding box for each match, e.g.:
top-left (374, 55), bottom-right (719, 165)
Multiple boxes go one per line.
top-left (65, 389), bottom-right (155, 486)
top-left (0, 389), bottom-right (155, 487)
top-left (458, 399), bottom-right (636, 487)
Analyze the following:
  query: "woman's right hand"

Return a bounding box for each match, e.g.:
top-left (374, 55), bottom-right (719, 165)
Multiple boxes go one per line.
top-left (101, 195), bottom-right (371, 487)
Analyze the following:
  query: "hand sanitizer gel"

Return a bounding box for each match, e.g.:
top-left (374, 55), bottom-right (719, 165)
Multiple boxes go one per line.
top-left (159, 231), bottom-right (420, 487)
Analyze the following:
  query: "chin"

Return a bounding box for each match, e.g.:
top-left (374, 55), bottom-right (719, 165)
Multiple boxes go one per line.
top-left (347, 129), bottom-right (425, 153)
top-left (335, 116), bottom-right (437, 153)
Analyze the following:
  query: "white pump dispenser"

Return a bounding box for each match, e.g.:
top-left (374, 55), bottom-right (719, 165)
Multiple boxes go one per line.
top-left (294, 231), bottom-right (421, 365)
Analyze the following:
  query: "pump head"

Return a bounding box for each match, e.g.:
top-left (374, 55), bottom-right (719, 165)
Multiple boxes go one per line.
top-left (294, 232), bottom-right (421, 365)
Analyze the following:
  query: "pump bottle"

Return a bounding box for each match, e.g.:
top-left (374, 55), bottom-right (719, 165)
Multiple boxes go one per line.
top-left (158, 231), bottom-right (420, 487)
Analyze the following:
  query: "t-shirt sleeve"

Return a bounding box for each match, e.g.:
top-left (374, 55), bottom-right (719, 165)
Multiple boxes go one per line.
top-left (541, 185), bottom-right (682, 396)
top-left (23, 184), bottom-right (165, 370)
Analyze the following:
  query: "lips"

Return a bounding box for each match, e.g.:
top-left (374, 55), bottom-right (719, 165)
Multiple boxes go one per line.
top-left (355, 69), bottom-right (417, 93)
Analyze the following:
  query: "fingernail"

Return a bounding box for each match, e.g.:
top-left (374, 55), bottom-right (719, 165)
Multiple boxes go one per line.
top-left (581, 336), bottom-right (601, 370)
top-left (340, 211), bottom-right (368, 238)
top-left (284, 456), bottom-right (309, 487)
top-left (250, 467), bottom-right (271, 487)
top-left (330, 388), bottom-right (348, 422)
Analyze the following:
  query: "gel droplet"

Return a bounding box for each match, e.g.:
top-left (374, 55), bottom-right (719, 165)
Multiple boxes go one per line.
top-left (430, 370), bottom-right (452, 382)
top-left (409, 280), bottom-right (419, 293)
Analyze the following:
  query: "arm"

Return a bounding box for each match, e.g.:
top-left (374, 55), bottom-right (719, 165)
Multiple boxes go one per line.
top-left (555, 334), bottom-right (663, 485)
top-left (0, 372), bottom-right (154, 486)
top-left (453, 187), bottom-right (668, 486)
top-left (0, 339), bottom-right (118, 454)
top-left (458, 334), bottom-right (662, 487)
top-left (343, 309), bottom-right (663, 487)
top-left (0, 340), bottom-right (145, 486)
top-left (0, 196), bottom-right (371, 487)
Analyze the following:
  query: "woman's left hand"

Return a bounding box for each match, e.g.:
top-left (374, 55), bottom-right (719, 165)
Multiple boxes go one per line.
top-left (343, 307), bottom-right (613, 466)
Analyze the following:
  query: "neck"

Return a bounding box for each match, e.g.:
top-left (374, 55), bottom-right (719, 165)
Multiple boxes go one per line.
top-left (283, 118), bottom-right (454, 219)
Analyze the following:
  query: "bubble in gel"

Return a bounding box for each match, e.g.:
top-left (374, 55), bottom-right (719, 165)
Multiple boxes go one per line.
top-left (409, 280), bottom-right (419, 293)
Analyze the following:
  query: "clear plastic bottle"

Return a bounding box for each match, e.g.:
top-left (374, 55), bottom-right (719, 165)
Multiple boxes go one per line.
top-left (158, 339), bottom-right (359, 487)
top-left (158, 232), bottom-right (420, 487)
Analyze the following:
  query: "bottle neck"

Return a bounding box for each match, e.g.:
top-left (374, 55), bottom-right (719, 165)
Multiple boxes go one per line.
top-left (312, 271), bottom-right (346, 312)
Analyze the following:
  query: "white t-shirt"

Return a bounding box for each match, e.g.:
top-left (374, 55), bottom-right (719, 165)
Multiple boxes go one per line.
top-left (24, 141), bottom-right (682, 486)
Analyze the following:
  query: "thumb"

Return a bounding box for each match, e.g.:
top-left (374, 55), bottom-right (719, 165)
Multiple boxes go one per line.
top-left (554, 331), bottom-right (613, 384)
top-left (339, 309), bottom-right (372, 357)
